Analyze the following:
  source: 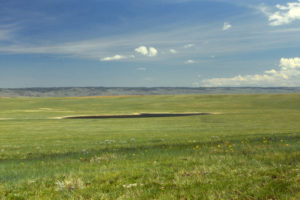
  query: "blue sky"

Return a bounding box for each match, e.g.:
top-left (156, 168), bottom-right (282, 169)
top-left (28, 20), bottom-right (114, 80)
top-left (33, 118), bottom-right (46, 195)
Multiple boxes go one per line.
top-left (1, 0), bottom-right (300, 87)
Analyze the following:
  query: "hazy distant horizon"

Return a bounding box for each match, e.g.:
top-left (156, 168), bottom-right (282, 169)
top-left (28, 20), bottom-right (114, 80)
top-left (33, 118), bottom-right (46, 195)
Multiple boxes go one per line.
top-left (2, 87), bottom-right (300, 97)
top-left (2, 86), bottom-right (300, 89)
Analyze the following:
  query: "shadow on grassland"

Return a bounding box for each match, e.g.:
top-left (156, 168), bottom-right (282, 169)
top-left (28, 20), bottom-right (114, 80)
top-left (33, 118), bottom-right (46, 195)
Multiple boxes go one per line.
top-left (60, 112), bottom-right (213, 119)
top-left (3, 132), bottom-right (299, 163)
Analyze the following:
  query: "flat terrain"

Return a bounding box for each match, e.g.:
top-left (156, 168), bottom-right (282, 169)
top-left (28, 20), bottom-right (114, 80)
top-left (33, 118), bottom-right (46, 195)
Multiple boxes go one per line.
top-left (2, 87), bottom-right (300, 97)
top-left (0, 94), bottom-right (300, 199)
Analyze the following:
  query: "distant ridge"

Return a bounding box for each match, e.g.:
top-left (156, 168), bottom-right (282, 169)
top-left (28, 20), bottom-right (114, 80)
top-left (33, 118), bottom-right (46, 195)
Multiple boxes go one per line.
top-left (1, 87), bottom-right (300, 97)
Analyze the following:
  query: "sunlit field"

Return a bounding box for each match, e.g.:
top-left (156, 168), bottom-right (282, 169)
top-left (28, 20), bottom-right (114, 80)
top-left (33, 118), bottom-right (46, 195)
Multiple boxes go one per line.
top-left (0, 94), bottom-right (300, 199)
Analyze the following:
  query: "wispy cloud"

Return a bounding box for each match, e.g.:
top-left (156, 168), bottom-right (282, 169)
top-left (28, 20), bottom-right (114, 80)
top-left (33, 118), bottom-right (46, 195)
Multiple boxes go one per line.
top-left (259, 1), bottom-right (300, 26)
top-left (137, 67), bottom-right (147, 71)
top-left (0, 28), bottom-right (13, 41)
top-left (0, 23), bottom-right (18, 41)
top-left (144, 77), bottom-right (153, 81)
top-left (222, 22), bottom-right (232, 31)
top-left (201, 57), bottom-right (300, 86)
top-left (1, 18), bottom-right (300, 63)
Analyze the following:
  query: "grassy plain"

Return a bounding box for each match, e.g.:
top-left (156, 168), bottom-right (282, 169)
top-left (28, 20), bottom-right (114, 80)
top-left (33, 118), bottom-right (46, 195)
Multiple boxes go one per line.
top-left (0, 94), bottom-right (300, 199)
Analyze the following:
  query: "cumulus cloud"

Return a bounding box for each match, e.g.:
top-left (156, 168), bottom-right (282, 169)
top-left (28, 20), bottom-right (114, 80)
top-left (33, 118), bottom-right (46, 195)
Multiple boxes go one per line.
top-left (185, 59), bottom-right (196, 64)
top-left (169, 49), bottom-right (177, 54)
top-left (260, 1), bottom-right (300, 26)
top-left (222, 22), bottom-right (232, 31)
top-left (101, 54), bottom-right (133, 61)
top-left (264, 69), bottom-right (277, 74)
top-left (279, 57), bottom-right (300, 69)
top-left (184, 44), bottom-right (195, 48)
top-left (135, 46), bottom-right (148, 56)
top-left (148, 47), bottom-right (158, 57)
top-left (201, 57), bottom-right (300, 86)
top-left (135, 46), bottom-right (158, 57)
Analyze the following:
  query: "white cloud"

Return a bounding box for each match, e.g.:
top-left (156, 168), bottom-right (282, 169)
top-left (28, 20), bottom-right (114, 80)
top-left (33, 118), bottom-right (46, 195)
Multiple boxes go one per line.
top-left (279, 57), bottom-right (300, 69)
top-left (185, 59), bottom-right (196, 64)
top-left (201, 57), bottom-right (300, 86)
top-left (135, 46), bottom-right (148, 56)
top-left (222, 22), bottom-right (232, 31)
top-left (260, 1), bottom-right (300, 26)
top-left (100, 54), bottom-right (128, 61)
top-left (137, 67), bottom-right (147, 71)
top-left (184, 44), bottom-right (195, 48)
top-left (169, 49), bottom-right (177, 54)
top-left (135, 46), bottom-right (158, 57)
top-left (148, 47), bottom-right (158, 57)
top-left (264, 69), bottom-right (277, 74)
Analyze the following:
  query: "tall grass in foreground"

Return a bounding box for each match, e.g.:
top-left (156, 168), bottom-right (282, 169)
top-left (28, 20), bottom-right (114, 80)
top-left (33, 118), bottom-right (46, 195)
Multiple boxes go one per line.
top-left (0, 94), bottom-right (300, 199)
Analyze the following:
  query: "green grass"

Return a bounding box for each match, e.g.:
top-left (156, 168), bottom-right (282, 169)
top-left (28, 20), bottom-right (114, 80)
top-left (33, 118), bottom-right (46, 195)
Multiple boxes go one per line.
top-left (0, 94), bottom-right (300, 199)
